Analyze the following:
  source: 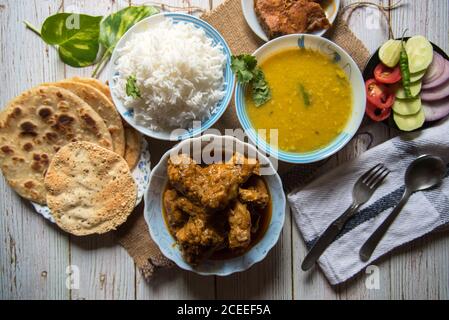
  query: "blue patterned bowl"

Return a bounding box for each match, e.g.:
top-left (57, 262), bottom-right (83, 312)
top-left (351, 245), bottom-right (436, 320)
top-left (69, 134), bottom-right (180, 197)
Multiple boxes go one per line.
top-left (109, 13), bottom-right (235, 141)
top-left (235, 34), bottom-right (366, 164)
top-left (144, 134), bottom-right (286, 276)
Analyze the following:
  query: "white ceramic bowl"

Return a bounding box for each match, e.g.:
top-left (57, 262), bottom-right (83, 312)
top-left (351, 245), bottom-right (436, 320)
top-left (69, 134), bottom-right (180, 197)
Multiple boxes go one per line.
top-left (109, 13), bottom-right (235, 141)
top-left (241, 0), bottom-right (341, 42)
top-left (144, 134), bottom-right (286, 276)
top-left (235, 34), bottom-right (366, 164)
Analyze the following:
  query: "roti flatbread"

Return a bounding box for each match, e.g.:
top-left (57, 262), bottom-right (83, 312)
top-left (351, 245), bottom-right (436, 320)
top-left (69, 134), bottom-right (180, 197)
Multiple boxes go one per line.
top-left (0, 86), bottom-right (113, 204)
top-left (124, 125), bottom-right (142, 170)
top-left (67, 78), bottom-right (144, 169)
top-left (69, 77), bottom-right (113, 103)
top-left (45, 141), bottom-right (137, 236)
top-left (43, 81), bottom-right (125, 157)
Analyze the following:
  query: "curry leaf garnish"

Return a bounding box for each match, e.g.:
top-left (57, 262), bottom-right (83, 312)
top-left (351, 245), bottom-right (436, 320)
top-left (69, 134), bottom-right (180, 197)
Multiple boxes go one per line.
top-left (92, 6), bottom-right (159, 77)
top-left (126, 75), bottom-right (141, 99)
top-left (299, 84), bottom-right (311, 107)
top-left (40, 13), bottom-right (103, 68)
top-left (231, 54), bottom-right (271, 107)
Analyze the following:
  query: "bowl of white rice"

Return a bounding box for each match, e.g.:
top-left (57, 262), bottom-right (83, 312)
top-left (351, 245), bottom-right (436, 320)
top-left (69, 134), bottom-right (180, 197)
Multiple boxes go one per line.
top-left (109, 13), bottom-right (235, 141)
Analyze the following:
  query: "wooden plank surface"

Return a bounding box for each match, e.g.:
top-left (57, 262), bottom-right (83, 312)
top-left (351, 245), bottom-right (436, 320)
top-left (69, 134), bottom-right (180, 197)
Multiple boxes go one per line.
top-left (0, 0), bottom-right (448, 300)
top-left (0, 0), bottom-right (70, 300)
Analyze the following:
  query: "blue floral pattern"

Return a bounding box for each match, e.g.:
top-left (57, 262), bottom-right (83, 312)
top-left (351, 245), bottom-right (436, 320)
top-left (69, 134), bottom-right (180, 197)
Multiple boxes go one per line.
top-left (144, 134), bottom-right (286, 276)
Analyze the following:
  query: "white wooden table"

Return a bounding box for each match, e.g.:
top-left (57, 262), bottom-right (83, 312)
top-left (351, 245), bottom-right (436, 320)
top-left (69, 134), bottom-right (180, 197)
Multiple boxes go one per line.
top-left (1, 0), bottom-right (448, 300)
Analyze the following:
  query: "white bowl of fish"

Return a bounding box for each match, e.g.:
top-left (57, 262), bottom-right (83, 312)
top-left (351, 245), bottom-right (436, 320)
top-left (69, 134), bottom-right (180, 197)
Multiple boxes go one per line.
top-left (242, 0), bottom-right (341, 42)
top-left (144, 134), bottom-right (286, 276)
top-left (109, 13), bottom-right (235, 141)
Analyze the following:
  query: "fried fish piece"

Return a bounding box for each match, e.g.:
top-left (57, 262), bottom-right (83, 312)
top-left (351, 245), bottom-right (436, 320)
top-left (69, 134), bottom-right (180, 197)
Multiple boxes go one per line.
top-left (228, 200), bottom-right (252, 250)
top-left (254, 0), bottom-right (331, 39)
top-left (167, 153), bottom-right (259, 210)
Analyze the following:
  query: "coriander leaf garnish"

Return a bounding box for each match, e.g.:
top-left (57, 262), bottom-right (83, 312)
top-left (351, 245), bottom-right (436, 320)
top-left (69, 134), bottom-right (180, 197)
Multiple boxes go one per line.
top-left (252, 68), bottom-right (271, 107)
top-left (126, 75), bottom-right (141, 99)
top-left (231, 54), bottom-right (271, 106)
top-left (231, 54), bottom-right (257, 83)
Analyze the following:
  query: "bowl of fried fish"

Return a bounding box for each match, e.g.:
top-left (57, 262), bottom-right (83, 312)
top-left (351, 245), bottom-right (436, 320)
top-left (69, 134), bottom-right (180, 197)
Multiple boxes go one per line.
top-left (242, 0), bottom-right (340, 42)
top-left (144, 134), bottom-right (286, 276)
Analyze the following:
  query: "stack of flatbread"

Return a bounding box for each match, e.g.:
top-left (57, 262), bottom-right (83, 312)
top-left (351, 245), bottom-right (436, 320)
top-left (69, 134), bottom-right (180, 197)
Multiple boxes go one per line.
top-left (0, 78), bottom-right (143, 236)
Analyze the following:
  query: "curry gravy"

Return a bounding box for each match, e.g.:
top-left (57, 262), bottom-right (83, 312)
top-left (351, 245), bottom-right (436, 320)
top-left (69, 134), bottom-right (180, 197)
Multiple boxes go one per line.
top-left (162, 177), bottom-right (272, 261)
top-left (245, 48), bottom-right (352, 153)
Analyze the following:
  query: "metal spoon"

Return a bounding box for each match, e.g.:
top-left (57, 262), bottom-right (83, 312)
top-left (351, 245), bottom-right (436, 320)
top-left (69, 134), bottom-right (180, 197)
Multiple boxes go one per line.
top-left (359, 155), bottom-right (447, 262)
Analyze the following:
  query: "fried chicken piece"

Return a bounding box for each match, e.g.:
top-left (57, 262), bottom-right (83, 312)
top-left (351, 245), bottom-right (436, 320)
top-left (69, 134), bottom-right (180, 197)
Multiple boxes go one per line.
top-left (239, 176), bottom-right (269, 208)
top-left (176, 216), bottom-right (224, 246)
top-left (228, 200), bottom-right (252, 250)
top-left (175, 195), bottom-right (208, 217)
top-left (167, 153), bottom-right (259, 210)
top-left (165, 187), bottom-right (227, 264)
top-left (164, 186), bottom-right (211, 229)
top-left (254, 0), bottom-right (331, 39)
top-left (176, 214), bottom-right (226, 264)
top-left (163, 188), bottom-right (188, 231)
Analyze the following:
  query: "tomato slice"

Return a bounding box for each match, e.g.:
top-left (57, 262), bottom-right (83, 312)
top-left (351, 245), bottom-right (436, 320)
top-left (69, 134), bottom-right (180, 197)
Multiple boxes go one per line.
top-left (374, 63), bottom-right (402, 84)
top-left (366, 101), bottom-right (391, 122)
top-left (365, 79), bottom-right (395, 109)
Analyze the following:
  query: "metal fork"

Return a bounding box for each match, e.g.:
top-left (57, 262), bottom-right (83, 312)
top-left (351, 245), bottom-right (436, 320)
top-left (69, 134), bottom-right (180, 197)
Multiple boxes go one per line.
top-left (301, 163), bottom-right (391, 271)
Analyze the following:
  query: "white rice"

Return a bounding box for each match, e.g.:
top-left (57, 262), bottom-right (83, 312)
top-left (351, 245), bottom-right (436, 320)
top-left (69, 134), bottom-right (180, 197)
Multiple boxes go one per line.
top-left (113, 19), bottom-right (227, 131)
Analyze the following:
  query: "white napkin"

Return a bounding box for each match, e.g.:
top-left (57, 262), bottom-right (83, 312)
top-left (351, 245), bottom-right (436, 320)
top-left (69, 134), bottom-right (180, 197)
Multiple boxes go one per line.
top-left (288, 119), bottom-right (449, 285)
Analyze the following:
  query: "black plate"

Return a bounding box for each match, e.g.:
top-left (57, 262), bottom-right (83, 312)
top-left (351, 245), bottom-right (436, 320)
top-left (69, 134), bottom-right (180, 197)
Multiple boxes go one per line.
top-left (362, 37), bottom-right (449, 130)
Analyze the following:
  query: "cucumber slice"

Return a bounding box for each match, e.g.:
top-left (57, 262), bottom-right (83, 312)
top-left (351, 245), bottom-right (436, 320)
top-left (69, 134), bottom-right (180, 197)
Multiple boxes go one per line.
top-left (396, 81), bottom-right (422, 99)
top-left (379, 40), bottom-right (402, 68)
top-left (393, 97), bottom-right (422, 116)
top-left (393, 108), bottom-right (425, 131)
top-left (406, 36), bottom-right (434, 73)
top-left (410, 70), bottom-right (427, 82)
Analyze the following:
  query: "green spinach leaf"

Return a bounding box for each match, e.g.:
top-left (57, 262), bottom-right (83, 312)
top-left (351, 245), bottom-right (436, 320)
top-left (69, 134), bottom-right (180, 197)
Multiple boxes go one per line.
top-left (41, 13), bottom-right (103, 67)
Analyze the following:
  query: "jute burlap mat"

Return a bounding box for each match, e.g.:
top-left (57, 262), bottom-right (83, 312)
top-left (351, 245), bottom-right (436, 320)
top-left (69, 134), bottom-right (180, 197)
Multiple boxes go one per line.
top-left (116, 0), bottom-right (371, 281)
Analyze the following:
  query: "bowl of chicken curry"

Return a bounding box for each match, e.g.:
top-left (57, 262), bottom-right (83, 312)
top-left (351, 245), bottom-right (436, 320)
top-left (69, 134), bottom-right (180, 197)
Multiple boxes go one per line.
top-left (144, 134), bottom-right (286, 275)
top-left (235, 34), bottom-right (366, 163)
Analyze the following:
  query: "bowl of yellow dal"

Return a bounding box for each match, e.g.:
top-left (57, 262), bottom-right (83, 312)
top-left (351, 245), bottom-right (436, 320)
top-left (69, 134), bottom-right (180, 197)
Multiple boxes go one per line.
top-left (235, 34), bottom-right (366, 163)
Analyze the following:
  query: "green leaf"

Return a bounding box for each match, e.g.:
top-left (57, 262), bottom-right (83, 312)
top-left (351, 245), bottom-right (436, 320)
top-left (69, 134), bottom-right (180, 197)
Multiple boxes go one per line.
top-left (126, 75), bottom-right (141, 99)
top-left (252, 68), bottom-right (271, 107)
top-left (231, 54), bottom-right (258, 83)
top-left (231, 54), bottom-right (271, 106)
top-left (41, 13), bottom-right (103, 67)
top-left (99, 6), bottom-right (159, 52)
